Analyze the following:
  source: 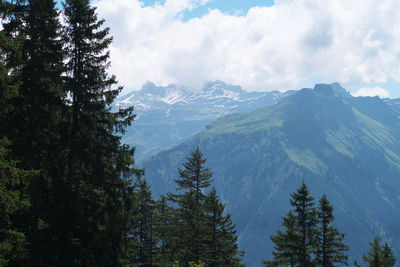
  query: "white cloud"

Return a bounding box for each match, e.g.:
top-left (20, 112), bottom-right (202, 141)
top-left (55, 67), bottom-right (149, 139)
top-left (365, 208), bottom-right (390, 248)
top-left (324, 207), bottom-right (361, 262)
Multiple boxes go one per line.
top-left (352, 86), bottom-right (390, 98)
top-left (94, 0), bottom-right (400, 92)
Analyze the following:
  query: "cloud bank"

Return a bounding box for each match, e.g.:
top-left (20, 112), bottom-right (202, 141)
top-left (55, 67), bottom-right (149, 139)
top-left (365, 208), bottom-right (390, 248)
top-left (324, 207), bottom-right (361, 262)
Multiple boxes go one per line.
top-left (352, 86), bottom-right (390, 98)
top-left (94, 0), bottom-right (400, 92)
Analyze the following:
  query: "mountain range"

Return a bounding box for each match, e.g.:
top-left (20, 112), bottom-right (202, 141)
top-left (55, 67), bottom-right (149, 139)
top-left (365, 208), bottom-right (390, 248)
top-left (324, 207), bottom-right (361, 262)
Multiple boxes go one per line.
top-left (115, 80), bottom-right (293, 161)
top-left (139, 83), bottom-right (400, 266)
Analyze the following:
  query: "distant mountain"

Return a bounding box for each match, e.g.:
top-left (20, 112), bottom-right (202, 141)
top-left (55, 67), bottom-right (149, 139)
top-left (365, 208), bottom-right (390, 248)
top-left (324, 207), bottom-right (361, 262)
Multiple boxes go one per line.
top-left (115, 81), bottom-right (293, 160)
top-left (141, 83), bottom-right (400, 266)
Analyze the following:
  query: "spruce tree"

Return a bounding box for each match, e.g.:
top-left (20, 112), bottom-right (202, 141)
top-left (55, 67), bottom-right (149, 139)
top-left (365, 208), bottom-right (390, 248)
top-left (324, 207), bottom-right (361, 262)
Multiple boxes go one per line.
top-left (382, 243), bottom-right (396, 267)
top-left (264, 182), bottom-right (317, 267)
top-left (63, 0), bottom-right (139, 265)
top-left (263, 211), bottom-right (299, 266)
top-left (128, 178), bottom-right (156, 266)
top-left (0, 139), bottom-right (34, 265)
top-left (290, 182), bottom-right (317, 267)
top-left (176, 145), bottom-right (213, 204)
top-left (315, 194), bottom-right (348, 267)
top-left (164, 147), bottom-right (244, 266)
top-left (153, 195), bottom-right (181, 265)
top-left (0, 4), bottom-right (32, 264)
top-left (171, 145), bottom-right (213, 264)
top-left (356, 237), bottom-right (396, 267)
top-left (2, 0), bottom-right (67, 265)
top-left (204, 188), bottom-right (244, 267)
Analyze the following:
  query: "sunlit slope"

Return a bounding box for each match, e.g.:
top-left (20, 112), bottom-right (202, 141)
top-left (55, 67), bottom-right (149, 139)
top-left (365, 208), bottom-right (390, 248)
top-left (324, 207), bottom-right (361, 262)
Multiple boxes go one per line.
top-left (142, 84), bottom-right (400, 266)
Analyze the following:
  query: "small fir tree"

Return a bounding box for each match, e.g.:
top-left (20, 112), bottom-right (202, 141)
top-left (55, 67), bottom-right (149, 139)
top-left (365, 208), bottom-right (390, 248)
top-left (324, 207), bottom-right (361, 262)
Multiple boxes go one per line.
top-left (315, 194), bottom-right (348, 267)
top-left (382, 242), bottom-right (396, 267)
top-left (289, 182), bottom-right (317, 267)
top-left (356, 237), bottom-right (396, 267)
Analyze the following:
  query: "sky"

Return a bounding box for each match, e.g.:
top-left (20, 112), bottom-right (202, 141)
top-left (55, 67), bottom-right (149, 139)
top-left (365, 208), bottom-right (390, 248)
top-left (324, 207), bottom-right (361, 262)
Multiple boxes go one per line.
top-left (90, 0), bottom-right (400, 98)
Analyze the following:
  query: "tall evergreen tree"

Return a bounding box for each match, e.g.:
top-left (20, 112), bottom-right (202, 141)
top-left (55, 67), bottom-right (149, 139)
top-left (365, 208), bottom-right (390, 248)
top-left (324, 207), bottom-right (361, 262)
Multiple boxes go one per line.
top-left (204, 188), bottom-right (244, 267)
top-left (175, 145), bottom-right (213, 204)
top-left (0, 4), bottom-right (32, 265)
top-left (315, 194), bottom-right (348, 267)
top-left (153, 195), bottom-right (180, 265)
top-left (2, 0), bottom-right (67, 265)
top-left (63, 0), bottom-right (139, 265)
top-left (264, 182), bottom-right (317, 267)
top-left (290, 182), bottom-right (317, 267)
top-left (128, 178), bottom-right (156, 266)
top-left (171, 145), bottom-right (213, 265)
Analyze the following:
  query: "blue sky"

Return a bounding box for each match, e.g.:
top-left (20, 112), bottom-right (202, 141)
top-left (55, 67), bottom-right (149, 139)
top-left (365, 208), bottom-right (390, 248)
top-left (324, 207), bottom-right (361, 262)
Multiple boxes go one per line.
top-left (89, 0), bottom-right (400, 98)
top-left (140, 0), bottom-right (274, 20)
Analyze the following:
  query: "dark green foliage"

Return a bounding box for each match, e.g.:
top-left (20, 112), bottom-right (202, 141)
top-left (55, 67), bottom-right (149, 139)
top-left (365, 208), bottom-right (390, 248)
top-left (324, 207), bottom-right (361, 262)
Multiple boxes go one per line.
top-left (355, 237), bottom-right (396, 267)
top-left (128, 178), bottom-right (157, 266)
top-left (264, 182), bottom-right (317, 267)
top-left (382, 243), bottom-right (396, 267)
top-left (289, 182), bottom-right (317, 267)
top-left (171, 145), bottom-right (213, 264)
top-left (176, 145), bottom-right (213, 204)
top-left (1, 0), bottom-right (67, 265)
top-left (204, 188), bottom-right (244, 267)
top-left (62, 0), bottom-right (139, 265)
top-left (263, 211), bottom-right (298, 266)
top-left (1, 0), bottom-right (140, 265)
top-left (0, 139), bottom-right (34, 265)
top-left (315, 194), bottom-right (348, 266)
top-left (264, 183), bottom-right (348, 267)
top-left (153, 195), bottom-right (180, 265)
top-left (154, 146), bottom-right (243, 266)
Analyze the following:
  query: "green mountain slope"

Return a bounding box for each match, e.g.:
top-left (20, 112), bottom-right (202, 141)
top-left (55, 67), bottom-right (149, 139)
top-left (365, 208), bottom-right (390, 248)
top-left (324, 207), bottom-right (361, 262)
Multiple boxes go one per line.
top-left (142, 83), bottom-right (400, 266)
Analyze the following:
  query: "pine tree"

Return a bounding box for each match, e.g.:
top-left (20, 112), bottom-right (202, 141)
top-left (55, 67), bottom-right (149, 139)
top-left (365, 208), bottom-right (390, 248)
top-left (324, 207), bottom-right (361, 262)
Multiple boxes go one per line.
top-left (263, 211), bottom-right (299, 266)
top-left (315, 194), bottom-right (348, 267)
top-left (153, 195), bottom-right (181, 265)
top-left (361, 237), bottom-right (383, 267)
top-left (356, 238), bottom-right (396, 267)
top-left (204, 188), bottom-right (244, 267)
top-left (171, 145), bottom-right (213, 265)
top-left (382, 243), bottom-right (396, 267)
top-left (290, 182), bottom-right (317, 267)
top-left (62, 0), bottom-right (139, 265)
top-left (0, 4), bottom-right (32, 264)
top-left (175, 145), bottom-right (213, 204)
top-left (0, 139), bottom-right (34, 265)
top-left (128, 178), bottom-right (156, 266)
top-left (1, 0), bottom-right (67, 265)
top-left (264, 182), bottom-right (317, 267)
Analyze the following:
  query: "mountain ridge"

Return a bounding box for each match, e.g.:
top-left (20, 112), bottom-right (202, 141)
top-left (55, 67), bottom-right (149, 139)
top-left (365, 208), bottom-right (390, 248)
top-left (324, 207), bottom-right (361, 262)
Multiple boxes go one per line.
top-left (140, 83), bottom-right (400, 266)
top-left (116, 80), bottom-right (294, 160)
